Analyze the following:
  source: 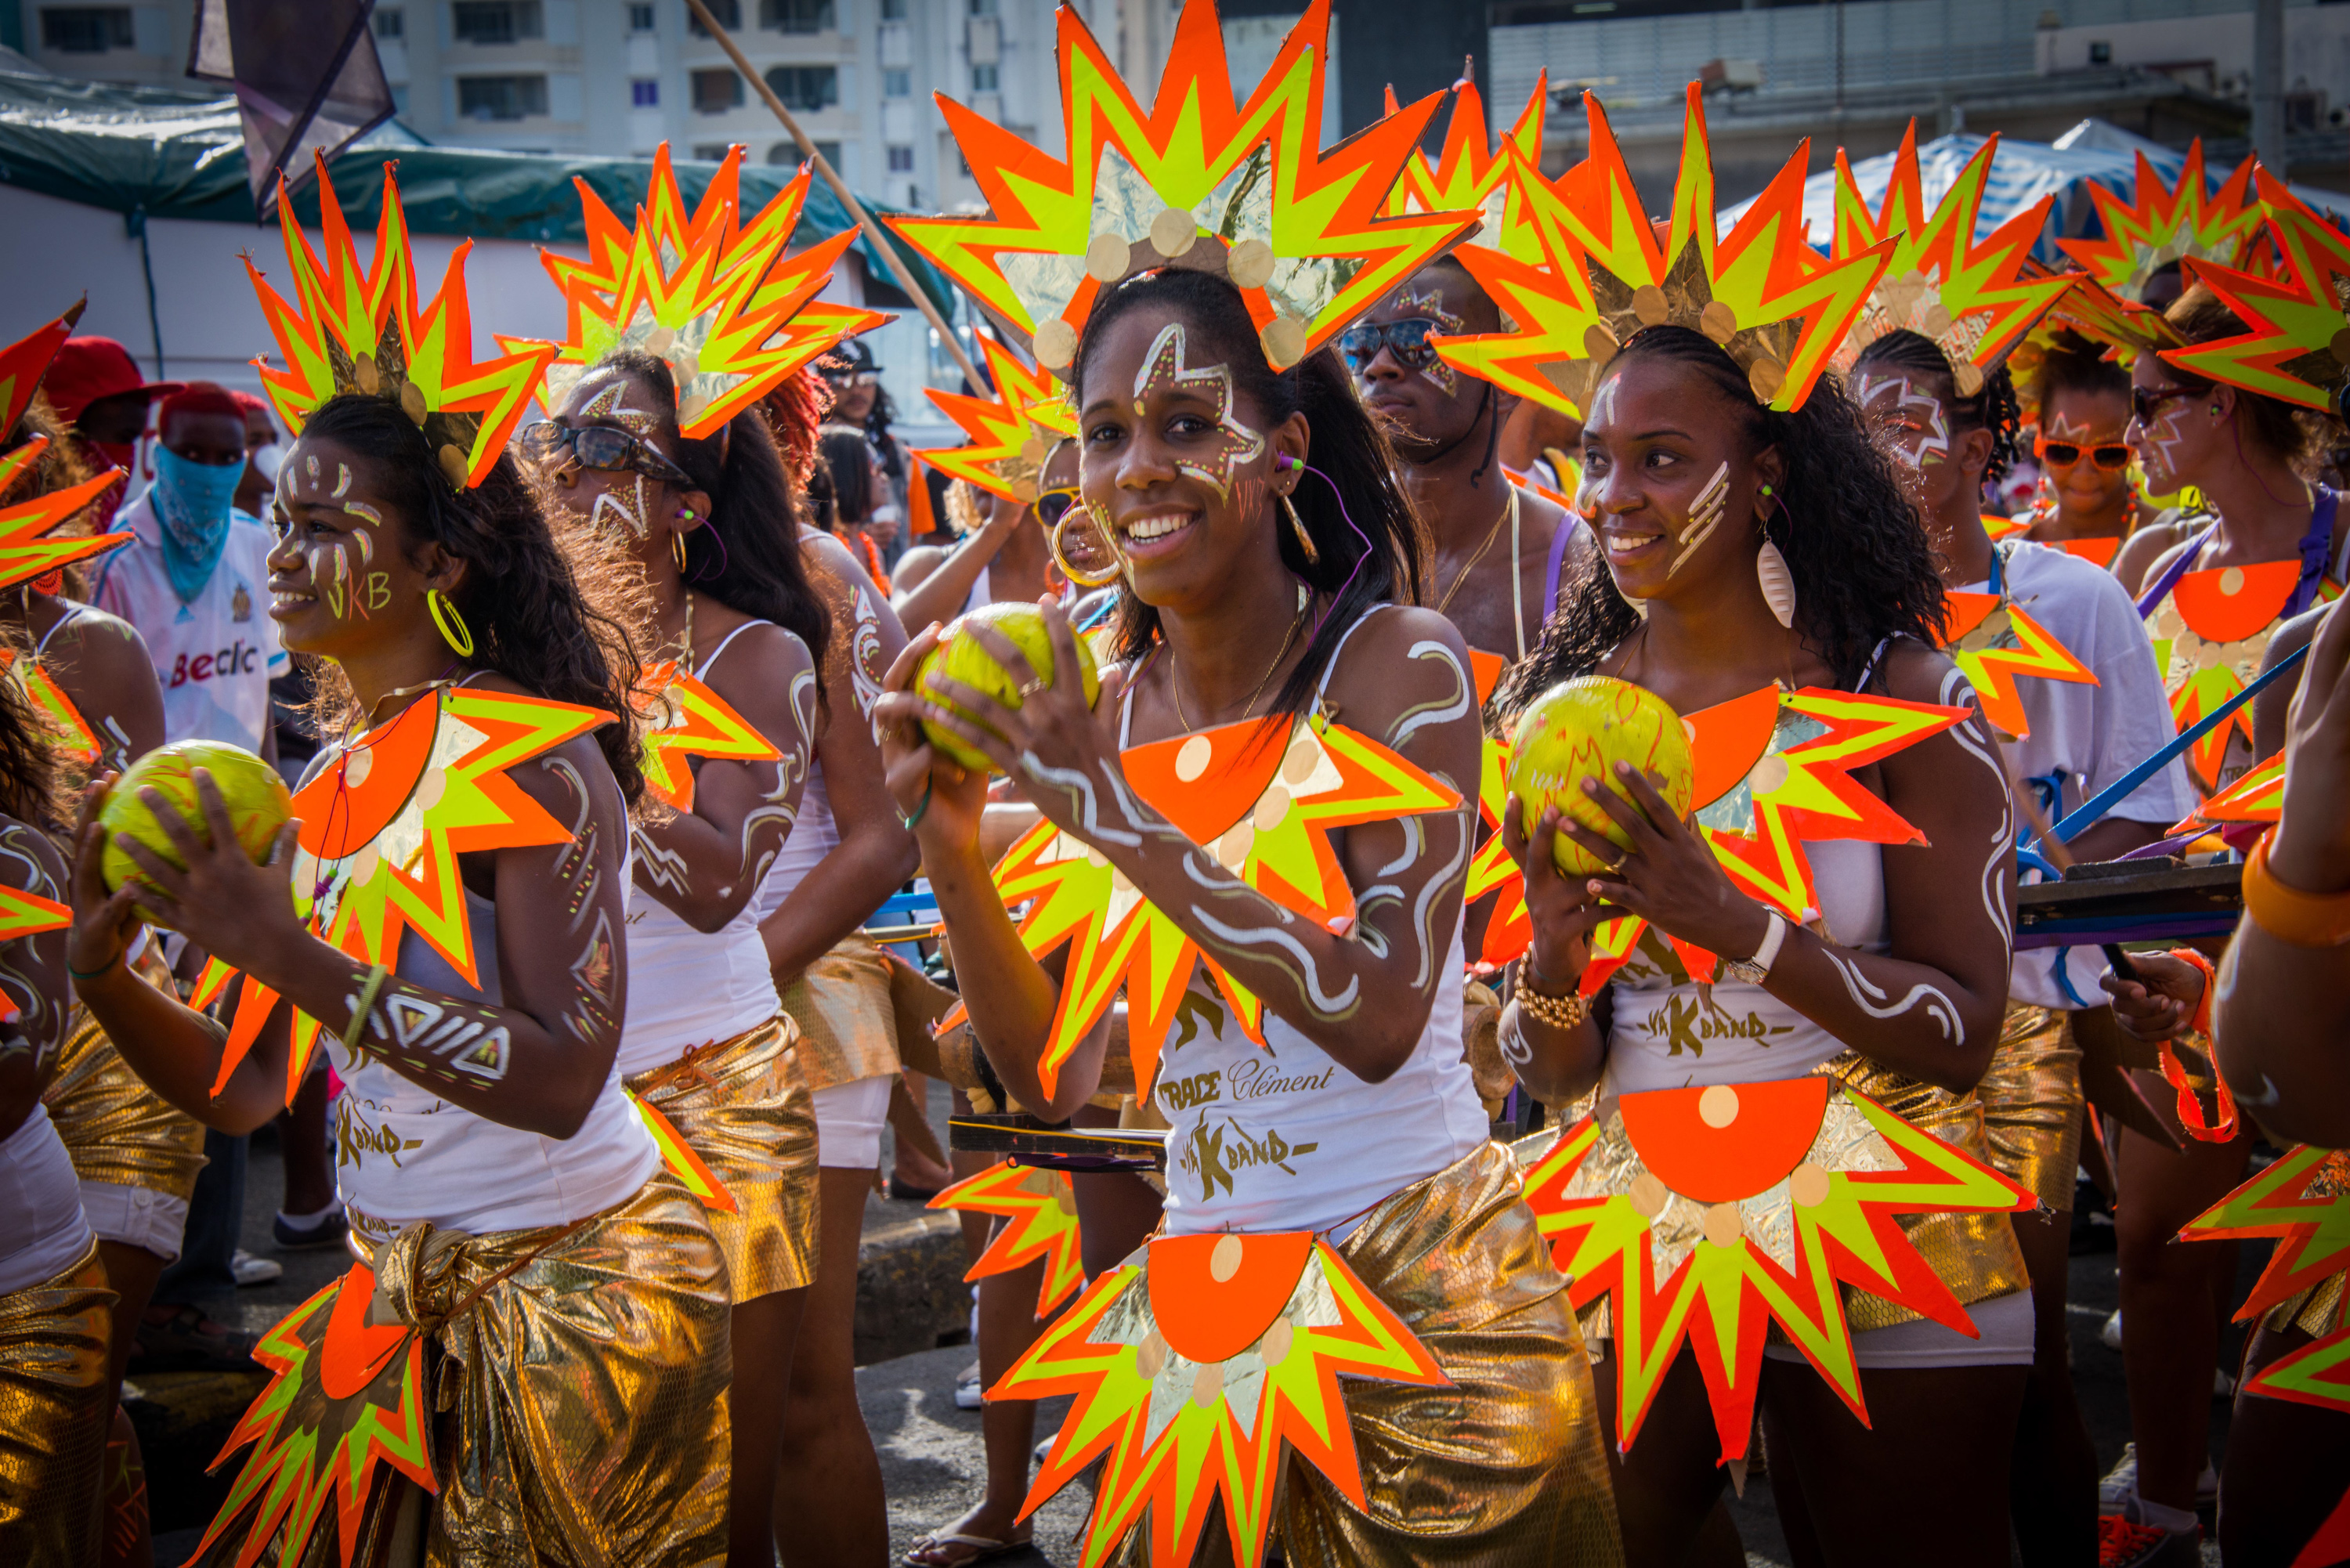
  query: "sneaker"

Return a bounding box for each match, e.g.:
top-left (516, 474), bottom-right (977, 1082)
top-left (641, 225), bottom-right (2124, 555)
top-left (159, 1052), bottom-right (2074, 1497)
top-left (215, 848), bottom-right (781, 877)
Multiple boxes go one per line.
top-left (2101, 1309), bottom-right (2124, 1351)
top-left (954, 1362), bottom-right (985, 1411)
top-left (272, 1202), bottom-right (349, 1252)
top-left (2097, 1498), bottom-right (2201, 1567)
top-left (2099, 1447), bottom-right (2220, 1515)
top-left (130, 1304), bottom-right (262, 1374)
top-left (231, 1248), bottom-right (282, 1286)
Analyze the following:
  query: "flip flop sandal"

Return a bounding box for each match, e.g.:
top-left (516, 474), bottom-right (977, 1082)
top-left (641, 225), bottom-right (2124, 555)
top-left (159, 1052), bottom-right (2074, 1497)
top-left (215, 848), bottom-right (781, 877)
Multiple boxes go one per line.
top-left (902, 1529), bottom-right (1032, 1566)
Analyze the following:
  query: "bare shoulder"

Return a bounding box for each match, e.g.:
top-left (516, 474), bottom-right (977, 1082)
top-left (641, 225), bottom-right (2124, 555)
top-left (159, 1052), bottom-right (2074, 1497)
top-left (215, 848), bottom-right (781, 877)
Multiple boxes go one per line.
top-left (1871, 635), bottom-right (1969, 708)
top-left (48, 602), bottom-right (155, 671)
top-left (891, 544), bottom-right (950, 595)
top-left (1320, 605), bottom-right (1477, 746)
top-left (799, 529), bottom-right (873, 595)
top-left (2113, 515), bottom-right (2200, 597)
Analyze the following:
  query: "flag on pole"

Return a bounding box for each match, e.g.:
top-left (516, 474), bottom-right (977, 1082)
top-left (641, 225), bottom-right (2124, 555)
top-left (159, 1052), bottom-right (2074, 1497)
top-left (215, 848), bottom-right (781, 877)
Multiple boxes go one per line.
top-left (189, 0), bottom-right (396, 215)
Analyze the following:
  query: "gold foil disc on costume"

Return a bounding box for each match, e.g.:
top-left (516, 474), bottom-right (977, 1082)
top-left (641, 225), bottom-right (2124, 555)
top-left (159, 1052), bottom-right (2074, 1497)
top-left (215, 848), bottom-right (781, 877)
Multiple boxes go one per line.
top-left (1085, 233), bottom-right (1133, 284)
top-left (2333, 327), bottom-right (2350, 366)
top-left (353, 353), bottom-right (381, 395)
top-left (1631, 284), bottom-right (1670, 327)
top-left (1034, 318), bottom-right (1079, 371)
top-left (1227, 238), bottom-right (1276, 291)
top-left (1699, 300), bottom-right (1739, 345)
top-left (1952, 360), bottom-right (1985, 397)
top-left (1542, 359), bottom-right (1600, 409)
top-left (1747, 356), bottom-right (1787, 403)
top-left (400, 381), bottom-right (428, 428)
top-left (1175, 735), bottom-right (1213, 782)
top-left (1260, 316), bottom-right (1307, 370)
top-left (437, 445), bottom-right (469, 490)
top-left (1583, 323), bottom-right (1621, 363)
top-left (1149, 208), bottom-right (1198, 259)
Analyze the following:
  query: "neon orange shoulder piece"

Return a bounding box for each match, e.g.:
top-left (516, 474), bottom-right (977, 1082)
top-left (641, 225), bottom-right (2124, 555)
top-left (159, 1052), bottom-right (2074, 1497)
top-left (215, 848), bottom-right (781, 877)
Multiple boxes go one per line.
top-left (635, 659), bottom-right (783, 812)
top-left (931, 1158), bottom-right (1086, 1319)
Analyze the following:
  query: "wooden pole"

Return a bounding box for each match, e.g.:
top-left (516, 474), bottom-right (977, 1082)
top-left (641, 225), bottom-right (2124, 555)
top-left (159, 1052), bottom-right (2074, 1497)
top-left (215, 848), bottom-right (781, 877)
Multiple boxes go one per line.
top-left (682, 0), bottom-right (989, 394)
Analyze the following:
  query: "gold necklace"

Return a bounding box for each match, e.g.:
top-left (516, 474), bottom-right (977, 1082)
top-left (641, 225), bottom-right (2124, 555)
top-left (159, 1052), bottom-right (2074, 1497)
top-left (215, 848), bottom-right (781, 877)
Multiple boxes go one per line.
top-left (1434, 486), bottom-right (1519, 616)
top-left (1172, 607), bottom-right (1304, 731)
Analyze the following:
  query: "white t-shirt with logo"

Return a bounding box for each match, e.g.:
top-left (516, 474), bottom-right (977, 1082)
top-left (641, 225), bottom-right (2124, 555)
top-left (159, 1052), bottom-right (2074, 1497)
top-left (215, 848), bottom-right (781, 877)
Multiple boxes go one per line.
top-left (90, 491), bottom-right (286, 753)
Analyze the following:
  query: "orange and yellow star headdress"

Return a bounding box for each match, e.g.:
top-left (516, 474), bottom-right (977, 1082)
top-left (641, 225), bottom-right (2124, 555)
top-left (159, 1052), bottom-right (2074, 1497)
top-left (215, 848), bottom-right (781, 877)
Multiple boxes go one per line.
top-left (246, 156), bottom-right (557, 492)
top-left (1828, 124), bottom-right (2073, 390)
top-left (1434, 85), bottom-right (1893, 417)
top-left (915, 334), bottom-right (1076, 504)
top-left (1381, 69), bottom-right (1548, 263)
top-left (885, 0), bottom-right (1481, 378)
top-left (522, 144), bottom-right (888, 439)
top-left (0, 304), bottom-right (131, 592)
top-left (2159, 171), bottom-right (2350, 414)
top-left (0, 299), bottom-right (85, 440)
top-left (2059, 142), bottom-right (2263, 306)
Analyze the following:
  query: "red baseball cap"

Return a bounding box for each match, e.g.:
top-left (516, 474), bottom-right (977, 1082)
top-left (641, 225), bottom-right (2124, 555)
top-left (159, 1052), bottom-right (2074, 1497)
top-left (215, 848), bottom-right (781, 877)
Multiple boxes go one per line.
top-left (45, 336), bottom-right (181, 426)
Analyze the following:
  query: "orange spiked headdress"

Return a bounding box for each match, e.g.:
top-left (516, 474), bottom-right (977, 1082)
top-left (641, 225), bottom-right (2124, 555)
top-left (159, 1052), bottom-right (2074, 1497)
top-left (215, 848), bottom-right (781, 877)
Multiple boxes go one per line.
top-left (1383, 70), bottom-right (1548, 263)
top-left (1828, 125), bottom-right (2073, 391)
top-left (1434, 85), bottom-right (1893, 416)
top-left (246, 156), bottom-right (558, 492)
top-left (915, 335), bottom-right (1076, 504)
top-left (523, 144), bottom-right (888, 439)
top-left (2161, 170), bottom-right (2350, 413)
top-left (885, 0), bottom-right (1481, 378)
top-left (2059, 142), bottom-right (2263, 305)
top-left (0, 307), bottom-right (129, 591)
top-left (0, 299), bottom-right (84, 439)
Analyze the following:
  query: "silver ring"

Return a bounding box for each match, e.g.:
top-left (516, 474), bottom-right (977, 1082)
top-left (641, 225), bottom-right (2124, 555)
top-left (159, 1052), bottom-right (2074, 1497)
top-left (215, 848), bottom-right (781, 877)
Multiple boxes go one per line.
top-left (1017, 677), bottom-right (1050, 698)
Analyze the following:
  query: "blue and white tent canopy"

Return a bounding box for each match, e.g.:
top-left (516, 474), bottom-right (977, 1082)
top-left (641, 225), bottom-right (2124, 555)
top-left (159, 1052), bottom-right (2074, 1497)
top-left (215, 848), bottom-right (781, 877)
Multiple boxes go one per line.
top-left (1719, 119), bottom-right (2350, 264)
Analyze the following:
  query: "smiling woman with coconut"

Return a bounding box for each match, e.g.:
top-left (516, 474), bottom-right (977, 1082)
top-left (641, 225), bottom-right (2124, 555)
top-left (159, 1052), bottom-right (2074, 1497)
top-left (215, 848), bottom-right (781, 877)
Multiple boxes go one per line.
top-left (868, 5), bottom-right (1622, 1563)
top-left (1439, 91), bottom-right (2034, 1568)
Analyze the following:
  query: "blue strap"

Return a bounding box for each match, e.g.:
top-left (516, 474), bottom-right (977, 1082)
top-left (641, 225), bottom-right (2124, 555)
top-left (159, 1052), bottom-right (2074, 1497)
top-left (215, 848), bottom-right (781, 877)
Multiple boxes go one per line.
top-left (2287, 486), bottom-right (2339, 620)
top-left (2135, 522), bottom-right (2218, 620)
top-left (2029, 638), bottom-right (2311, 851)
top-left (2053, 950), bottom-right (2094, 1008)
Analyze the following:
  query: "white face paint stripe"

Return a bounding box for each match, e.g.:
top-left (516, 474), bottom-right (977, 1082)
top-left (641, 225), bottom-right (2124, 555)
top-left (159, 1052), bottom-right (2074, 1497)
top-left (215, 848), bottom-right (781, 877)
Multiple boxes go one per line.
top-left (1669, 462), bottom-right (1731, 577)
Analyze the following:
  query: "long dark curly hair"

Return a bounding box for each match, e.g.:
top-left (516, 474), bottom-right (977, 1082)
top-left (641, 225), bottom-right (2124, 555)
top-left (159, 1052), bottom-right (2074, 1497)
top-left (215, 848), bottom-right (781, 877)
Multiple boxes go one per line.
top-left (0, 627), bottom-right (63, 830)
top-left (1853, 328), bottom-right (2024, 484)
top-left (1498, 326), bottom-right (1946, 716)
top-left (1072, 267), bottom-right (1426, 727)
top-left (598, 351), bottom-right (830, 682)
top-left (294, 393), bottom-right (649, 804)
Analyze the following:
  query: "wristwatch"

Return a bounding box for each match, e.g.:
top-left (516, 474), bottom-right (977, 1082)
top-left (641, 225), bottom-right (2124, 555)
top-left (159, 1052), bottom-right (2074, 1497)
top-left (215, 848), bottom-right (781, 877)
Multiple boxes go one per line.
top-left (1719, 910), bottom-right (1788, 986)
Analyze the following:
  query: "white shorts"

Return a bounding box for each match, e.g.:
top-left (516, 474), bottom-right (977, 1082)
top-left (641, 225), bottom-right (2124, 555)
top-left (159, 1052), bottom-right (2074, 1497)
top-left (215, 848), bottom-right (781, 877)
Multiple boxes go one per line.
top-left (1761, 1287), bottom-right (2037, 1370)
top-left (76, 1179), bottom-right (188, 1264)
top-left (812, 1075), bottom-right (893, 1171)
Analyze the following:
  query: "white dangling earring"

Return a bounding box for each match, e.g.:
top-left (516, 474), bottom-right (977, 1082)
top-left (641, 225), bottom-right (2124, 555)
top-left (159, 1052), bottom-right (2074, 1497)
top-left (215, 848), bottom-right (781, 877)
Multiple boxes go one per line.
top-left (1755, 485), bottom-right (1795, 629)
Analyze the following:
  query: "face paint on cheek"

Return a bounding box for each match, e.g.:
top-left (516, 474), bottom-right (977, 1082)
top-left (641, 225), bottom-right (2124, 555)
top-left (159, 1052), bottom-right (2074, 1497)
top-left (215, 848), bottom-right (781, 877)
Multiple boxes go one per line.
top-left (1131, 323), bottom-right (1267, 504)
top-left (588, 474), bottom-right (651, 540)
top-left (1856, 373), bottom-right (1950, 473)
top-left (333, 464), bottom-right (352, 500)
top-left (1668, 462), bottom-right (1731, 577)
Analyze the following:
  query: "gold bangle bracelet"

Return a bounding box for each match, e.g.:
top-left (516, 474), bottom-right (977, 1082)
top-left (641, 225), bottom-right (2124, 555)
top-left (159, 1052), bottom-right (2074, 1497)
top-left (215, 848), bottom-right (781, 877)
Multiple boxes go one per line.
top-left (1510, 958), bottom-right (1589, 1031)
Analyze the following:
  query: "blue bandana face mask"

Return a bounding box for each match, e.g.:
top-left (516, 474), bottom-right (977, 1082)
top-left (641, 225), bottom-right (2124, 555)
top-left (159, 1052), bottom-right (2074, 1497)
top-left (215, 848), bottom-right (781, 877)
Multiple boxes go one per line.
top-left (151, 444), bottom-right (245, 604)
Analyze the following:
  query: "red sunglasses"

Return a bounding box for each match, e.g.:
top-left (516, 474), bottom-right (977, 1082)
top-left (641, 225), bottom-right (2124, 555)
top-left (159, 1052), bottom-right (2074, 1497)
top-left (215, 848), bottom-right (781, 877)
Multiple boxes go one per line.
top-left (2034, 435), bottom-right (2133, 471)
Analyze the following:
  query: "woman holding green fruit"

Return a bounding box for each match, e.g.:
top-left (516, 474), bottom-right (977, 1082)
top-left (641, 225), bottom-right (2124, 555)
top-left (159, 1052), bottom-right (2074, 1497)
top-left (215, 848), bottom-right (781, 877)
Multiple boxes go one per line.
top-left (873, 266), bottom-right (1622, 1564)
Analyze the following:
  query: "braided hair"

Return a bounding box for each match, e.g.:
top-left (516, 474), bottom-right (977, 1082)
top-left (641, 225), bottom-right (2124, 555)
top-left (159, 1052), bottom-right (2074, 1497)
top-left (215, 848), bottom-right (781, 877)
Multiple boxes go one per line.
top-left (1851, 329), bottom-right (2023, 484)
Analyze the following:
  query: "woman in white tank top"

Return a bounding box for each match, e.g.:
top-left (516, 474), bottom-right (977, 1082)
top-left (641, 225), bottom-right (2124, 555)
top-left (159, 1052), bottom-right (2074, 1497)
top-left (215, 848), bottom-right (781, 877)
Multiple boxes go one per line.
top-left (873, 269), bottom-right (1622, 1565)
top-left (66, 376), bottom-right (730, 1566)
top-left (538, 347), bottom-right (833, 1567)
top-left (1491, 327), bottom-right (2026, 1566)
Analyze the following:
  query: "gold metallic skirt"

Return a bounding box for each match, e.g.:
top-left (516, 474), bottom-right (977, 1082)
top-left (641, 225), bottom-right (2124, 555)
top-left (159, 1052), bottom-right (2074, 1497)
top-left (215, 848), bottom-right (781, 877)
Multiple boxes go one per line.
top-left (776, 936), bottom-right (901, 1091)
top-left (625, 1013), bottom-right (821, 1302)
top-left (1108, 1142), bottom-right (1626, 1567)
top-left (1819, 1051), bottom-right (2031, 1332)
top-left (1975, 1004), bottom-right (2084, 1211)
top-left (0, 1242), bottom-right (114, 1566)
top-left (40, 1007), bottom-right (208, 1201)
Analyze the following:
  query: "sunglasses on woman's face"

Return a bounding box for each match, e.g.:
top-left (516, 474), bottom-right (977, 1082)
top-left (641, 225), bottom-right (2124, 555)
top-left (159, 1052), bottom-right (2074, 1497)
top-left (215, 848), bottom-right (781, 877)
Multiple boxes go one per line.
top-left (2035, 436), bottom-right (2133, 471)
top-left (519, 419), bottom-right (693, 486)
top-left (1337, 318), bottom-right (1442, 373)
top-left (2129, 386), bottom-right (2196, 426)
top-left (1033, 486), bottom-right (1080, 529)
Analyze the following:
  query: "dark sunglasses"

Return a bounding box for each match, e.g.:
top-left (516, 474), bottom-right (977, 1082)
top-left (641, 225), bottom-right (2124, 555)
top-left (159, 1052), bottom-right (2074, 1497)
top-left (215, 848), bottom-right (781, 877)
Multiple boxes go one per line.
top-left (1034, 485), bottom-right (1080, 529)
top-left (2034, 436), bottom-right (2133, 471)
top-left (519, 419), bottom-right (693, 486)
top-left (2129, 386), bottom-right (2197, 425)
top-left (1337, 318), bottom-right (1441, 372)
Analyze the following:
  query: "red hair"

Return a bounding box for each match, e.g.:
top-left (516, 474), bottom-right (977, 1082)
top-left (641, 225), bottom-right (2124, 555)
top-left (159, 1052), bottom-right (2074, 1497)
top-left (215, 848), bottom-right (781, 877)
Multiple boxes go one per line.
top-left (756, 367), bottom-right (833, 489)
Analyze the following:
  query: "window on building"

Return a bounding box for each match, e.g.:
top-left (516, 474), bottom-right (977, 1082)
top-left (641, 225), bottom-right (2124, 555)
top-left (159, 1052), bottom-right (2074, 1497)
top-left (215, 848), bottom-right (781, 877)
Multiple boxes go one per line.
top-left (38, 7), bottom-right (133, 52)
top-left (888, 144), bottom-right (914, 172)
top-left (880, 0), bottom-right (906, 16)
top-left (2088, 39), bottom-right (2113, 64)
top-left (969, 63), bottom-right (997, 92)
top-left (631, 77), bottom-right (659, 107)
top-left (688, 0), bottom-right (740, 34)
top-left (761, 0), bottom-right (833, 32)
top-left (967, 0), bottom-right (997, 15)
top-left (374, 8), bottom-right (405, 39)
top-left (692, 67), bottom-right (745, 113)
top-left (627, 3), bottom-right (655, 30)
top-left (767, 139), bottom-right (841, 166)
top-left (452, 2), bottom-right (543, 44)
top-left (884, 67), bottom-right (910, 96)
top-left (762, 65), bottom-right (838, 111)
top-left (692, 143), bottom-right (732, 162)
top-left (457, 74), bottom-right (549, 119)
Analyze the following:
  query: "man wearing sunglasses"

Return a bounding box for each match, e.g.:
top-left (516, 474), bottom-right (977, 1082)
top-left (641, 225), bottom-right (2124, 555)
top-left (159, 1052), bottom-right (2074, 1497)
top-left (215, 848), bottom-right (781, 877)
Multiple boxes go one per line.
top-left (1344, 258), bottom-right (1580, 663)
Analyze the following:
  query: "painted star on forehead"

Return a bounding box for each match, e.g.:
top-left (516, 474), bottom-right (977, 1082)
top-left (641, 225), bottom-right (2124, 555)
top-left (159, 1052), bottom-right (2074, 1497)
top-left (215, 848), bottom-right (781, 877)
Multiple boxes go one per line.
top-left (198, 687), bottom-right (612, 1104)
top-left (1133, 323), bottom-right (1265, 502)
top-left (982, 712), bottom-right (1460, 1100)
top-left (931, 1159), bottom-right (1087, 1319)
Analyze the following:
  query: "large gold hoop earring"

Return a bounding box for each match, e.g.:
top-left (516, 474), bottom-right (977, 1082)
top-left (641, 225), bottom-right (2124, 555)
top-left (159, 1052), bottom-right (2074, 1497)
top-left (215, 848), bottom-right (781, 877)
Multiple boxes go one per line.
top-left (1049, 504), bottom-right (1126, 588)
top-left (1279, 490), bottom-right (1320, 565)
top-left (671, 529), bottom-right (691, 573)
top-left (427, 589), bottom-right (475, 657)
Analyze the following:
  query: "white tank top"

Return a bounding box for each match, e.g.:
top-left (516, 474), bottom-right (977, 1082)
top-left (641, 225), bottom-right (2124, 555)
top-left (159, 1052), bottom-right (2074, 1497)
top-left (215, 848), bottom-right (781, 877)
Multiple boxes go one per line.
top-left (619, 621), bottom-right (790, 1073)
top-left (0, 1105), bottom-right (92, 1295)
top-left (1132, 608), bottom-right (1491, 1237)
top-left (757, 761), bottom-right (840, 921)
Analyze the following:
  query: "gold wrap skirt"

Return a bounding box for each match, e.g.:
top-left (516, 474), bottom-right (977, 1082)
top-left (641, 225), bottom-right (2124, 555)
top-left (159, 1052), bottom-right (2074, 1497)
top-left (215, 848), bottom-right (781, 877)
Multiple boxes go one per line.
top-left (41, 1007), bottom-right (208, 1199)
top-left (624, 1013), bottom-right (821, 1302)
top-left (1820, 1052), bottom-right (2032, 1333)
top-left (776, 936), bottom-right (900, 1092)
top-left (0, 1242), bottom-right (114, 1566)
top-left (1108, 1142), bottom-right (1625, 1567)
top-left (1974, 1003), bottom-right (2084, 1211)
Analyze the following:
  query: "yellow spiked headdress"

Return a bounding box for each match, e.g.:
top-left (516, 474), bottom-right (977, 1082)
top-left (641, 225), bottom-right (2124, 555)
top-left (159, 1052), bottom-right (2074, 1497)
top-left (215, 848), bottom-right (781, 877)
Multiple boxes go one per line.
top-left (0, 304), bottom-right (128, 591)
top-left (1828, 125), bottom-right (2073, 392)
top-left (0, 300), bottom-right (83, 440)
top-left (2059, 142), bottom-right (2263, 306)
top-left (1382, 70), bottom-right (1548, 263)
top-left (885, 0), bottom-right (1481, 378)
top-left (915, 335), bottom-right (1076, 504)
top-left (1434, 86), bottom-right (1893, 416)
top-left (522, 144), bottom-right (888, 439)
top-left (2162, 170), bottom-right (2350, 413)
top-left (246, 157), bottom-right (558, 492)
